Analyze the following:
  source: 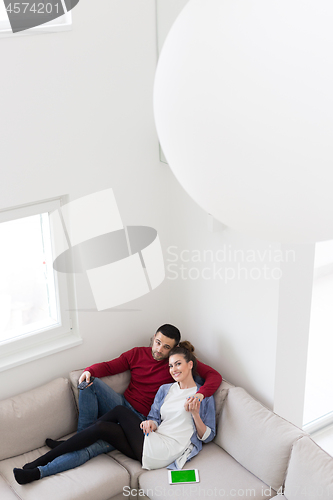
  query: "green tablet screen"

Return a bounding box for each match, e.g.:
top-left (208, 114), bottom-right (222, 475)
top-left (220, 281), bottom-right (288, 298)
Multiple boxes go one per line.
top-left (170, 470), bottom-right (197, 483)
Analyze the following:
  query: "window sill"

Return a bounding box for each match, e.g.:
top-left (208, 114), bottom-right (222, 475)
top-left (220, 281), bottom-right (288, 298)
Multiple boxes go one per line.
top-left (304, 412), bottom-right (333, 435)
top-left (0, 330), bottom-right (82, 372)
top-left (0, 23), bottom-right (72, 37)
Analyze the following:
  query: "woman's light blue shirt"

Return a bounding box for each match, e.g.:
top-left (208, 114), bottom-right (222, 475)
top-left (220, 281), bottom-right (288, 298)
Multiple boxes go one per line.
top-left (146, 381), bottom-right (216, 470)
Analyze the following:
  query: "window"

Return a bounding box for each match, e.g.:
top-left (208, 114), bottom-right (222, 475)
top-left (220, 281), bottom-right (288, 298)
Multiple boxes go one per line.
top-left (0, 213), bottom-right (59, 342)
top-left (0, 198), bottom-right (81, 371)
top-left (0, 0), bottom-right (72, 36)
top-left (303, 240), bottom-right (333, 432)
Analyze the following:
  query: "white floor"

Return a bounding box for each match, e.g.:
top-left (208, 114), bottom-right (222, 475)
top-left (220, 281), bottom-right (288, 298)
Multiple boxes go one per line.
top-left (311, 424), bottom-right (333, 457)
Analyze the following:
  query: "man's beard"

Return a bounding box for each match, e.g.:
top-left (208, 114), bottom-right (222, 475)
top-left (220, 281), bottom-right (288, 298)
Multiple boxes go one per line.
top-left (151, 349), bottom-right (166, 360)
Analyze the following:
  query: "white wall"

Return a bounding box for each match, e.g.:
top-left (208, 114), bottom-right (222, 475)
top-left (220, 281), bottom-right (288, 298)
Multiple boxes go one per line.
top-left (0, 0), bottom-right (175, 400)
top-left (163, 172), bottom-right (315, 418)
top-left (154, 0), bottom-right (316, 420)
top-left (162, 175), bottom-right (281, 408)
top-left (0, 0), bottom-right (315, 426)
top-left (154, 0), bottom-right (280, 407)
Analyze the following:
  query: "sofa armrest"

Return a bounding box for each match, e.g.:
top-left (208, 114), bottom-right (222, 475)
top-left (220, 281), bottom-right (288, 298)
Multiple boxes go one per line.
top-left (214, 387), bottom-right (306, 492)
top-left (284, 436), bottom-right (333, 499)
top-left (0, 378), bottom-right (77, 461)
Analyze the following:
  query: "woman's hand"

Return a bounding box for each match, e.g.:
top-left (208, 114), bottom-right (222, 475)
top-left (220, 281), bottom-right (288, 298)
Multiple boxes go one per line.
top-left (185, 397), bottom-right (207, 439)
top-left (184, 396), bottom-right (201, 416)
top-left (140, 420), bottom-right (157, 436)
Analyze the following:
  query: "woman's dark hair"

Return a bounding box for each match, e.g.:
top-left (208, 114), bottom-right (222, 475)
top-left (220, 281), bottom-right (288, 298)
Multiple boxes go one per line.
top-left (156, 324), bottom-right (181, 345)
top-left (168, 340), bottom-right (197, 375)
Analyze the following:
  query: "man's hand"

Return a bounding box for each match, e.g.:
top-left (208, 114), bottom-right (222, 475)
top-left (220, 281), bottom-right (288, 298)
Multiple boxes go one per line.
top-left (184, 396), bottom-right (201, 416)
top-left (140, 420), bottom-right (157, 436)
top-left (79, 371), bottom-right (92, 384)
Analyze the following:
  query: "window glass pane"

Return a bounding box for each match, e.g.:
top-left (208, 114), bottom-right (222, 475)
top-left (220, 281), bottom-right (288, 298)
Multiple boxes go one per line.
top-left (0, 212), bottom-right (59, 343)
top-left (0, 1), bottom-right (9, 23)
top-left (303, 240), bottom-right (333, 426)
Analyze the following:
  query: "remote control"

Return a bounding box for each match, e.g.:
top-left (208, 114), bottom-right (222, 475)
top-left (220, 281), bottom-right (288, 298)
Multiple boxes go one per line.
top-left (77, 376), bottom-right (95, 390)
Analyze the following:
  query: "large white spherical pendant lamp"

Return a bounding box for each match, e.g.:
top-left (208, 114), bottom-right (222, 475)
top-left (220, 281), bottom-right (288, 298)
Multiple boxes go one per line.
top-left (154, 0), bottom-right (333, 243)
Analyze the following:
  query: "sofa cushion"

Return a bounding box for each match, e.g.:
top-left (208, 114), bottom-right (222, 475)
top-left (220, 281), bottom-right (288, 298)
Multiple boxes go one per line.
top-left (109, 449), bottom-right (144, 489)
top-left (103, 380), bottom-right (234, 490)
top-left (69, 369), bottom-right (131, 409)
top-left (284, 436), bottom-right (333, 499)
top-left (139, 442), bottom-right (276, 500)
top-left (214, 387), bottom-right (306, 491)
top-left (0, 378), bottom-right (78, 461)
top-left (0, 475), bottom-right (20, 500)
top-left (213, 378), bottom-right (233, 424)
top-left (0, 445), bottom-right (129, 500)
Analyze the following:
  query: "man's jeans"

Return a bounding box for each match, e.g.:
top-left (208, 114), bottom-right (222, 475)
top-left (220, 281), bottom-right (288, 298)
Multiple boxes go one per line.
top-left (39, 379), bottom-right (145, 478)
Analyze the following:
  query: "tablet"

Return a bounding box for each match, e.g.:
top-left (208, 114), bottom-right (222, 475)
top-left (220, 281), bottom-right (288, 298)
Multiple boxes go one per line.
top-left (168, 469), bottom-right (199, 484)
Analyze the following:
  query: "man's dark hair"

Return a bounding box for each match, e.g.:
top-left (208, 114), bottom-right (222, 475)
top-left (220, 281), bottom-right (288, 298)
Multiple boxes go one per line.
top-left (156, 324), bottom-right (181, 345)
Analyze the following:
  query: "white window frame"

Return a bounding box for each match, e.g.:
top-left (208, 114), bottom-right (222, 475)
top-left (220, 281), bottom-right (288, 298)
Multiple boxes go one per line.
top-left (0, 197), bottom-right (82, 372)
top-left (0, 0), bottom-right (72, 37)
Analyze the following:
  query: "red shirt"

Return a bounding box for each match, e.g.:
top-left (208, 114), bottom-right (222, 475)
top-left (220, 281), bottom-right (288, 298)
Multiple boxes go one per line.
top-left (86, 346), bottom-right (222, 416)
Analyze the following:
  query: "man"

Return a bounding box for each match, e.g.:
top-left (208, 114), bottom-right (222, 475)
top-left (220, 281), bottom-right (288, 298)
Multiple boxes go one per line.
top-left (45, 324), bottom-right (222, 473)
top-left (77, 324), bottom-right (222, 431)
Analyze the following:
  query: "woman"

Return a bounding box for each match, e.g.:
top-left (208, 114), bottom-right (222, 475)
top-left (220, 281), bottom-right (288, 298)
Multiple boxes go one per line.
top-left (14, 341), bottom-right (216, 484)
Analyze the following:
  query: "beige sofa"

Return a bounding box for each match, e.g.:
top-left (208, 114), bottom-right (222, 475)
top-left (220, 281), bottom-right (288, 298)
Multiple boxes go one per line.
top-left (0, 371), bottom-right (332, 500)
